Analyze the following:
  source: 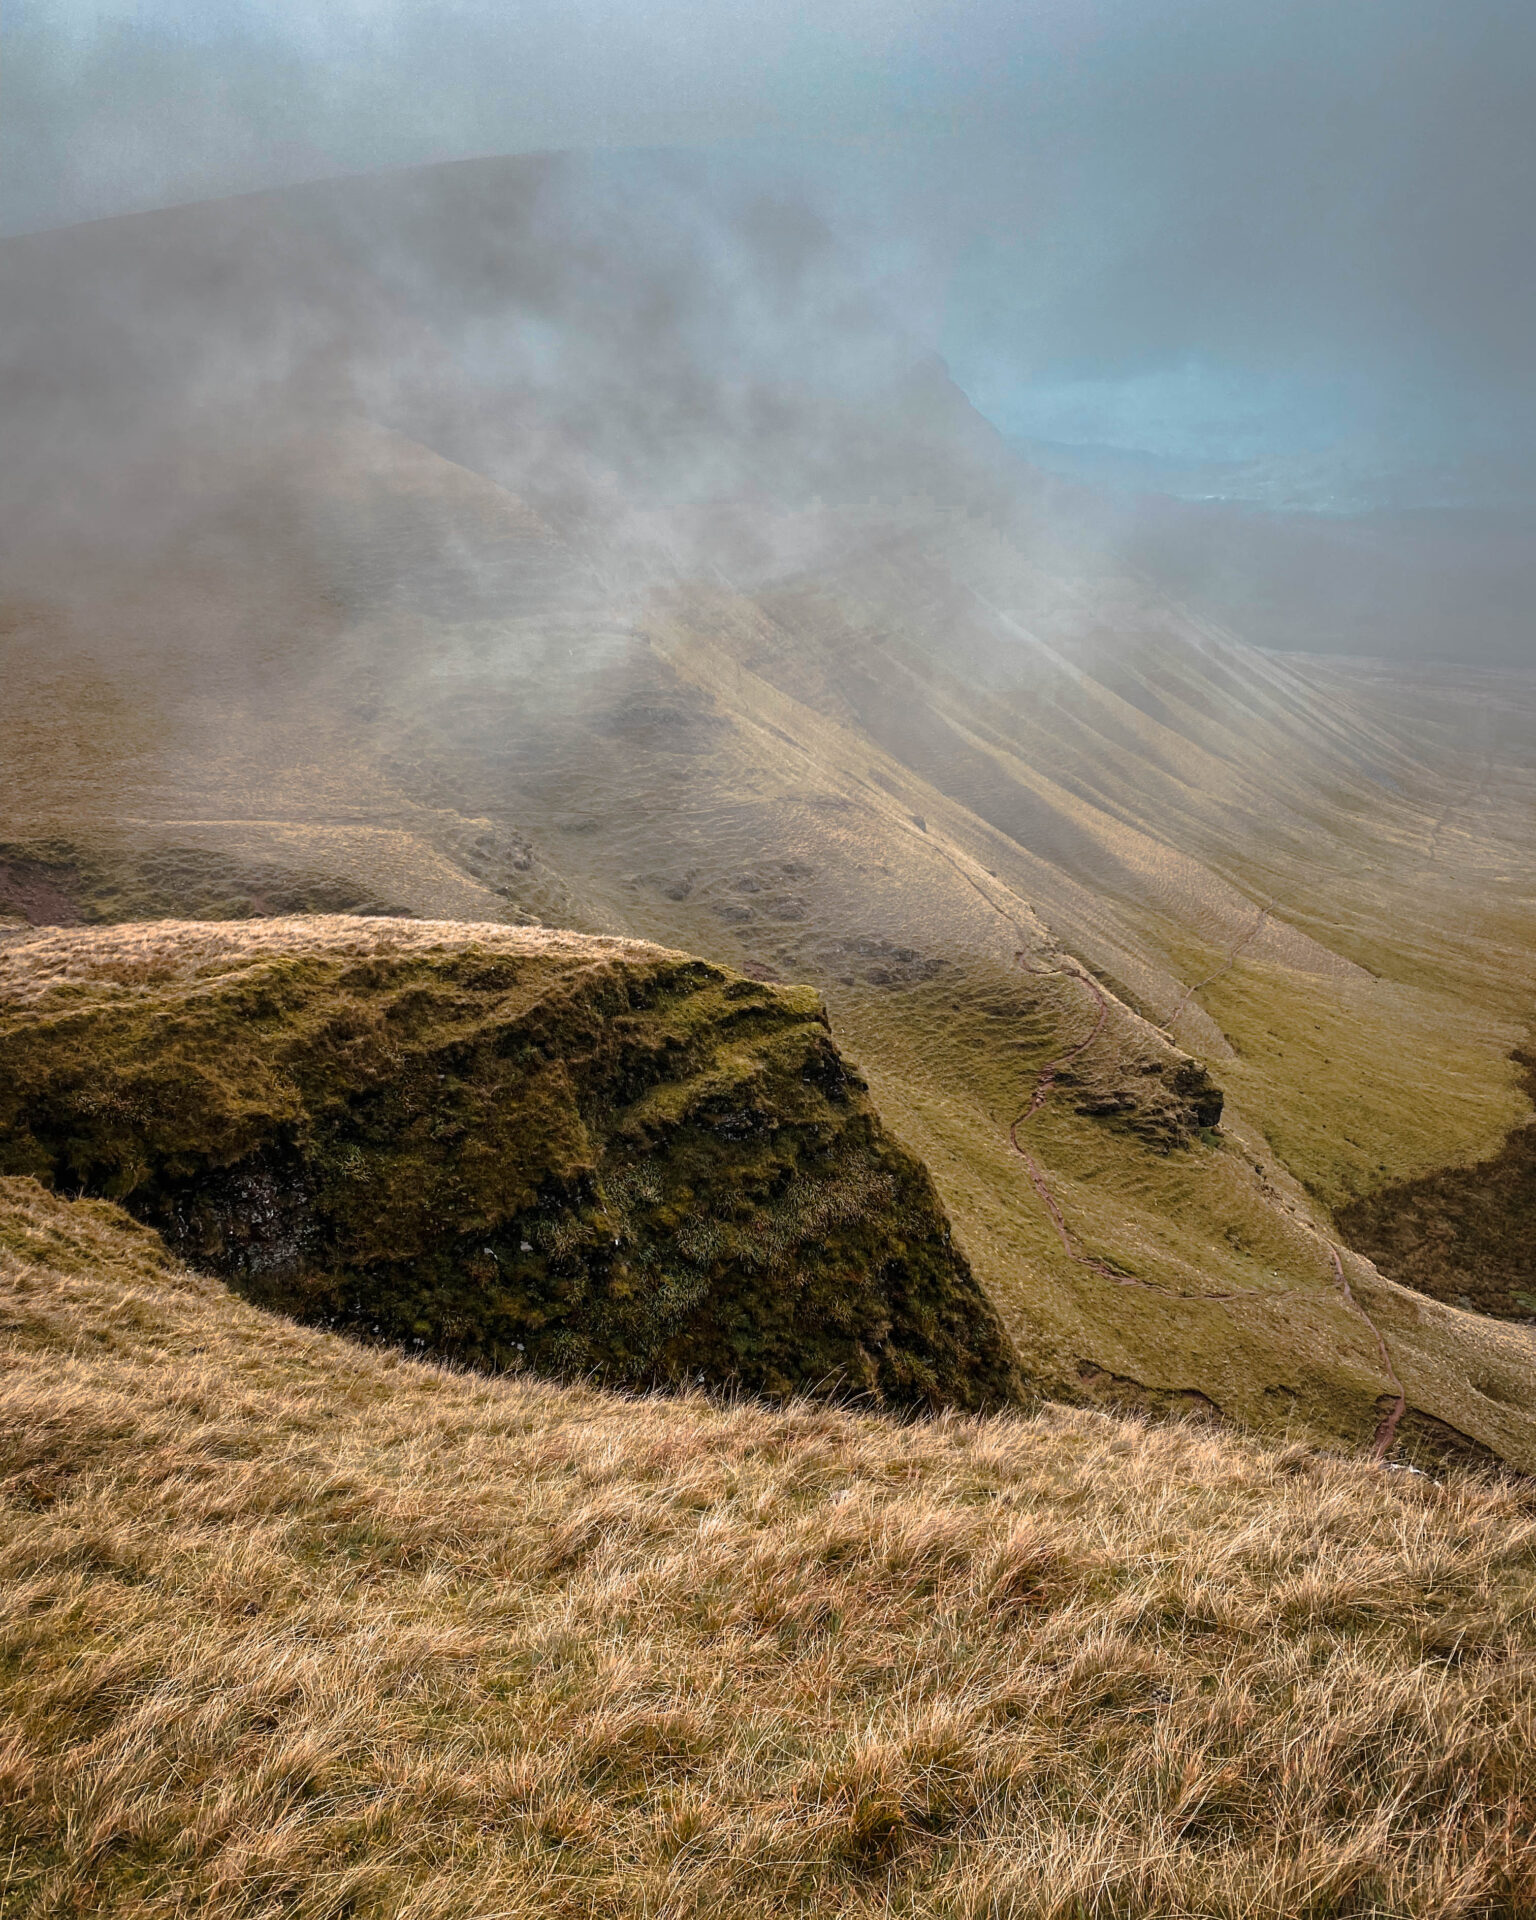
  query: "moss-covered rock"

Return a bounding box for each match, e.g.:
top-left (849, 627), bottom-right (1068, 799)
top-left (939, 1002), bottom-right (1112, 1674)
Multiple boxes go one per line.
top-left (0, 917), bottom-right (1020, 1408)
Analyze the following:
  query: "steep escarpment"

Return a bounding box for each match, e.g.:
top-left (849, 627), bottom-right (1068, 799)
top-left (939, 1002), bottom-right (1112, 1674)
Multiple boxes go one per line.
top-left (0, 917), bottom-right (1019, 1408)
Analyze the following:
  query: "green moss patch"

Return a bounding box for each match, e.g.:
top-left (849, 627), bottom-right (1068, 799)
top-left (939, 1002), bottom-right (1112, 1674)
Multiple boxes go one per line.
top-left (0, 922), bottom-right (1019, 1409)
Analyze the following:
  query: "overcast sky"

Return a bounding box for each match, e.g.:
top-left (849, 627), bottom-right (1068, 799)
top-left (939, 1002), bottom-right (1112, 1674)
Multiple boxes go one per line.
top-left (7, 0), bottom-right (1535, 498)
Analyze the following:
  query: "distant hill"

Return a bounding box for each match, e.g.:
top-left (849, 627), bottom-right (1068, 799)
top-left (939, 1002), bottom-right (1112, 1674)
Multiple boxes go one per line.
top-left (1059, 481), bottom-right (1536, 669)
top-left (2, 152), bottom-right (1534, 1464)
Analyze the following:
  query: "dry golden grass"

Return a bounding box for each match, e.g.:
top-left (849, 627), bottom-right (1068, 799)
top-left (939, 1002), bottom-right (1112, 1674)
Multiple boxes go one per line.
top-left (0, 915), bottom-right (672, 1010)
top-left (4, 1176), bottom-right (1535, 1919)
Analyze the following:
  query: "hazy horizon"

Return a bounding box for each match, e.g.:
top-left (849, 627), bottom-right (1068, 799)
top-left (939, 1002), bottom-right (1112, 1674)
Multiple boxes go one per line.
top-left (7, 1), bottom-right (1536, 530)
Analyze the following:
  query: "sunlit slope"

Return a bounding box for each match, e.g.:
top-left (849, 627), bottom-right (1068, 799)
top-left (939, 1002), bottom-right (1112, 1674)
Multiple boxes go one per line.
top-left (2, 161), bottom-right (1534, 1455)
top-left (657, 504), bottom-right (1536, 1144)
top-left (690, 503), bottom-right (1536, 1012)
top-left (8, 1179), bottom-right (1535, 1919)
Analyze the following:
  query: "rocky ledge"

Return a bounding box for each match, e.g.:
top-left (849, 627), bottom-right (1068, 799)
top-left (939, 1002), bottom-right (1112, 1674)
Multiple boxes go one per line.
top-left (0, 917), bottom-right (1020, 1408)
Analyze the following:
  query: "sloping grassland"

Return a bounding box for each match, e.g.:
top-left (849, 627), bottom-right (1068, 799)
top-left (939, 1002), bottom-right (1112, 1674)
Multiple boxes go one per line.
top-left (3, 1177), bottom-right (1534, 1919)
top-left (5, 158), bottom-right (1536, 1455)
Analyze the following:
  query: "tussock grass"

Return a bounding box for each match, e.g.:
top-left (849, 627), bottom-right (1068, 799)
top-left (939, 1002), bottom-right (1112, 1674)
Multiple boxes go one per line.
top-left (4, 1178), bottom-right (1535, 1918)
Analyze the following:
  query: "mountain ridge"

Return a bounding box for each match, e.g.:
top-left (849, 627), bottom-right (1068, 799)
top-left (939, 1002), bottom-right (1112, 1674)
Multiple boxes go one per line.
top-left (2, 152), bottom-right (1533, 1462)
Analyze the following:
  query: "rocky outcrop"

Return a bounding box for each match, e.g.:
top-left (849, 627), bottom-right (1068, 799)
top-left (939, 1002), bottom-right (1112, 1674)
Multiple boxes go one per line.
top-left (1067, 1052), bottom-right (1224, 1151)
top-left (0, 917), bottom-right (1020, 1409)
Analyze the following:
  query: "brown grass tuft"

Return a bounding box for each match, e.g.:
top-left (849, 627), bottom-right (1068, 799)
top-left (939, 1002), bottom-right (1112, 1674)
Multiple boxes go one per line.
top-left (3, 1174), bottom-right (1535, 1917)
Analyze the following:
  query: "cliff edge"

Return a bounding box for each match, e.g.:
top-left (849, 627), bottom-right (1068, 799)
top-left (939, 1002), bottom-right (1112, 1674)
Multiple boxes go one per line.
top-left (0, 916), bottom-right (1019, 1408)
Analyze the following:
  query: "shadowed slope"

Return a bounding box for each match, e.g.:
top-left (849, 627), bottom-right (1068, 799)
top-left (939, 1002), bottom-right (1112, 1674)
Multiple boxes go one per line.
top-left (0, 918), bottom-right (1019, 1409)
top-left (1338, 1048), bottom-right (1536, 1321)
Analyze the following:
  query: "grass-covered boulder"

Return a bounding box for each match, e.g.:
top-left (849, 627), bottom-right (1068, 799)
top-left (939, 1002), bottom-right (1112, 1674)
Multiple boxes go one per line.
top-left (0, 917), bottom-right (1020, 1408)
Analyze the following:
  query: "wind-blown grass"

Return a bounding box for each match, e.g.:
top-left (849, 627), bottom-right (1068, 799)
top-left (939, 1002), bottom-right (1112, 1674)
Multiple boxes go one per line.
top-left (3, 1176), bottom-right (1534, 1919)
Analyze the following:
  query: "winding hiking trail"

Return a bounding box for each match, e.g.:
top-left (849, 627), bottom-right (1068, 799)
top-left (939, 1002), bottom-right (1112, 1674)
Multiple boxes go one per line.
top-left (1424, 706), bottom-right (1497, 866)
top-left (1325, 1240), bottom-right (1408, 1461)
top-left (1161, 907), bottom-right (1269, 1037)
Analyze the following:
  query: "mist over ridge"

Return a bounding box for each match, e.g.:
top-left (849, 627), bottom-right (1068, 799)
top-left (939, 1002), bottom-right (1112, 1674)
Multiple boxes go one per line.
top-left (9, 0), bottom-right (1536, 548)
top-left (3, 132), bottom-right (1536, 1456)
top-left (6, 24), bottom-right (1536, 1907)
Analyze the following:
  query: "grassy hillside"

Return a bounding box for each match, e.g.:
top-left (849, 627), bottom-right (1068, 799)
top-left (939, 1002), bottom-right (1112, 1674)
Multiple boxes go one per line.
top-left (0, 918), bottom-right (1017, 1410)
top-left (2, 160), bottom-right (1534, 1462)
top-left (4, 1178), bottom-right (1534, 1919)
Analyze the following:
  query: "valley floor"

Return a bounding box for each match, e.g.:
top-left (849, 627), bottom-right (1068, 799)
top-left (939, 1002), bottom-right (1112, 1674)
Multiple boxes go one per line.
top-left (4, 1177), bottom-right (1534, 1920)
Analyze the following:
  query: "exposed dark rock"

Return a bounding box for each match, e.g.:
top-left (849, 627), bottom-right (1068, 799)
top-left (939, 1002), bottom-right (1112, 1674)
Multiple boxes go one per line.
top-left (810, 935), bottom-right (946, 989)
top-left (0, 839), bottom-right (407, 927)
top-left (1075, 1361), bottom-right (1225, 1425)
top-left (1066, 1055), bottom-right (1223, 1151)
